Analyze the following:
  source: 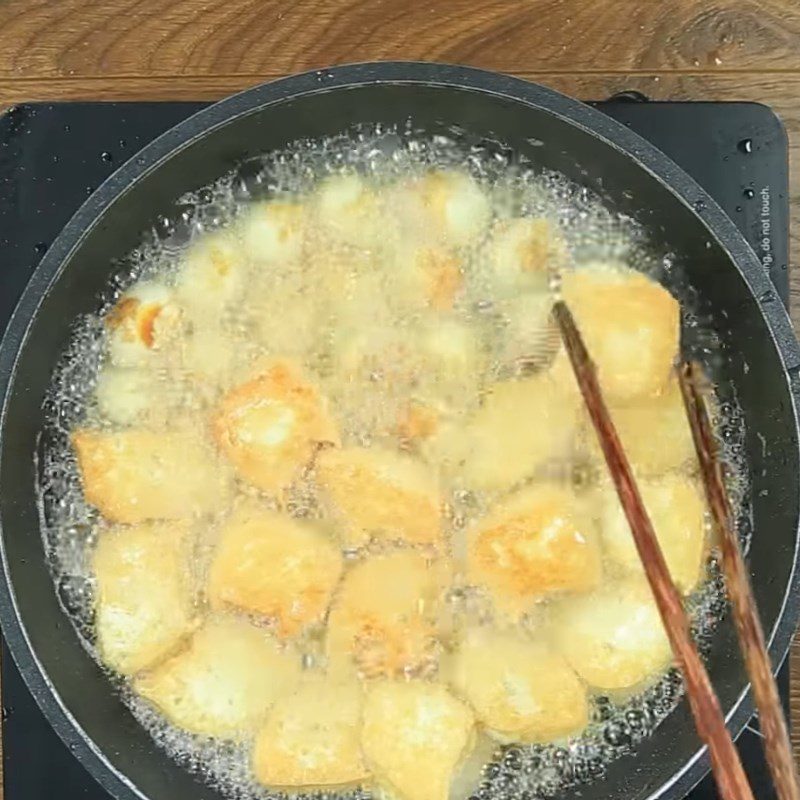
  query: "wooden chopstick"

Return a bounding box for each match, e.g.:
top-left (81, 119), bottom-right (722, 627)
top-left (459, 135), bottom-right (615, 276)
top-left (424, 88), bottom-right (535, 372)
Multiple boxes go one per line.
top-left (678, 361), bottom-right (800, 800)
top-left (552, 301), bottom-right (755, 800)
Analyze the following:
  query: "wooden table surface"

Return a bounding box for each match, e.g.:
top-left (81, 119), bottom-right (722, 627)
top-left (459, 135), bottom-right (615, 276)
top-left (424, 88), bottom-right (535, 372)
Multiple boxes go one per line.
top-left (0, 0), bottom-right (799, 784)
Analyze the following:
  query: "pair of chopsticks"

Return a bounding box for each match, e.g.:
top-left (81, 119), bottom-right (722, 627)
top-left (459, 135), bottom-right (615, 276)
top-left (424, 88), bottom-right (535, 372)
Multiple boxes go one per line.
top-left (552, 301), bottom-right (800, 800)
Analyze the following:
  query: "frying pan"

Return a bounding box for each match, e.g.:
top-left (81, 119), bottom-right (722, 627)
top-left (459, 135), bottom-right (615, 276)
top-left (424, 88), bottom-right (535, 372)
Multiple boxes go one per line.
top-left (0, 62), bottom-right (799, 800)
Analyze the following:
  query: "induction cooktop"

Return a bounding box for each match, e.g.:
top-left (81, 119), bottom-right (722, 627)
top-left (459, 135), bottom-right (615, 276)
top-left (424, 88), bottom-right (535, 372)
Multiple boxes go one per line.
top-left (0, 96), bottom-right (791, 800)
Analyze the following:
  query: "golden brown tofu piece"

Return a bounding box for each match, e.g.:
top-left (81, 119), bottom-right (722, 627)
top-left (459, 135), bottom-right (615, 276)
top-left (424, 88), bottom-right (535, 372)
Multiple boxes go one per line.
top-left (413, 318), bottom-right (485, 410)
top-left (580, 377), bottom-right (698, 476)
top-left (330, 322), bottom-right (413, 389)
top-left (72, 429), bottom-right (232, 523)
top-left (179, 324), bottom-right (243, 394)
top-left (134, 616), bottom-right (300, 739)
top-left (105, 281), bottom-right (182, 368)
top-left (598, 474), bottom-right (707, 594)
top-left (175, 231), bottom-right (248, 322)
top-left (93, 522), bottom-right (196, 675)
top-left (207, 504), bottom-right (343, 638)
top-left (239, 200), bottom-right (306, 264)
top-left (427, 372), bottom-right (580, 491)
top-left (252, 674), bottom-right (369, 789)
top-left (94, 366), bottom-right (155, 426)
top-left (212, 360), bottom-right (339, 494)
top-left (325, 270), bottom-right (481, 416)
top-left (449, 627), bottom-right (588, 743)
top-left (361, 680), bottom-right (475, 800)
top-left (419, 248), bottom-right (463, 310)
top-left (250, 272), bottom-right (322, 362)
top-left (552, 577), bottom-right (672, 692)
top-left (326, 550), bottom-right (447, 679)
top-left (316, 446), bottom-right (441, 548)
top-left (306, 246), bottom-right (380, 322)
top-left (560, 266), bottom-right (679, 401)
top-left (312, 173), bottom-right (387, 249)
top-left (335, 317), bottom-right (481, 436)
top-left (485, 217), bottom-right (567, 294)
top-left (393, 246), bottom-right (464, 311)
top-left (395, 170), bottom-right (491, 248)
top-left (467, 484), bottom-right (602, 616)
top-left (395, 401), bottom-right (442, 448)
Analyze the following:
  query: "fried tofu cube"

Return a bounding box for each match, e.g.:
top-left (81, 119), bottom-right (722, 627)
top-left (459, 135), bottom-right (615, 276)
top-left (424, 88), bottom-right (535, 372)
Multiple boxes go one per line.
top-left (485, 217), bottom-right (567, 294)
top-left (239, 200), bottom-right (306, 264)
top-left (95, 363), bottom-right (187, 428)
top-left (250, 271), bottom-right (321, 361)
top-left (393, 246), bottom-right (464, 311)
top-left (367, 320), bottom-right (481, 443)
top-left (598, 474), bottom-right (707, 594)
top-left (325, 269), bottom-right (410, 380)
top-left (414, 318), bottom-right (484, 408)
top-left (106, 281), bottom-right (182, 368)
top-left (72, 429), bottom-right (232, 523)
top-left (212, 360), bottom-right (339, 494)
top-left (397, 170), bottom-right (491, 248)
top-left (560, 266), bottom-right (679, 401)
top-left (93, 522), bottom-right (196, 675)
top-left (449, 627), bottom-right (588, 743)
top-left (552, 577), bottom-right (672, 692)
top-left (306, 245), bottom-right (379, 316)
top-left (326, 550), bottom-right (447, 679)
top-left (253, 674), bottom-right (369, 789)
top-left (325, 261), bottom-right (439, 378)
top-left (396, 401), bottom-right (442, 447)
top-left (94, 366), bottom-right (154, 426)
top-left (179, 324), bottom-right (241, 393)
top-left (467, 484), bottom-right (602, 616)
top-left (316, 447), bottom-right (441, 548)
top-left (417, 248), bottom-right (463, 310)
top-left (324, 319), bottom-right (424, 442)
top-left (580, 377), bottom-right (698, 476)
top-left (331, 325), bottom-right (416, 396)
top-left (207, 504), bottom-right (343, 638)
top-left (427, 372), bottom-right (580, 491)
top-left (361, 680), bottom-right (475, 800)
top-left (175, 231), bottom-right (247, 320)
top-left (312, 173), bottom-right (387, 249)
top-left (134, 616), bottom-right (300, 739)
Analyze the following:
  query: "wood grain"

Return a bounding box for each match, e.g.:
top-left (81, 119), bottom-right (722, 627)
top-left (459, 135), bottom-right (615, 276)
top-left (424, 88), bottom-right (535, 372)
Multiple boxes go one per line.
top-left (0, 0), bottom-right (799, 79)
top-left (0, 0), bottom-right (799, 783)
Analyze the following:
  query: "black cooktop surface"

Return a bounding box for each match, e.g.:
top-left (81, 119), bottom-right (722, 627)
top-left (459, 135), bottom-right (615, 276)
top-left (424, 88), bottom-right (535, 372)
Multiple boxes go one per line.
top-left (0, 98), bottom-right (791, 800)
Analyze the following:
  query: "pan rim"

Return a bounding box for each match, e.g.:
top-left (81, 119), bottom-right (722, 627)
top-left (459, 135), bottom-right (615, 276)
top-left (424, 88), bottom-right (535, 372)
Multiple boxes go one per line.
top-left (0, 61), bottom-right (798, 800)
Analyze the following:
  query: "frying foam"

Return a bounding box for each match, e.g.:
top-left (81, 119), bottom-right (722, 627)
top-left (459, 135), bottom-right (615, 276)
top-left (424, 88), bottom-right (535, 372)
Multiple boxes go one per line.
top-left (36, 122), bottom-right (750, 800)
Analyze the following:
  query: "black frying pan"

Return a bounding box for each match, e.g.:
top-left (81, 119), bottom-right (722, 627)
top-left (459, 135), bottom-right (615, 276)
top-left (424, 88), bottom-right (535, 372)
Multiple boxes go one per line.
top-left (0, 62), bottom-right (799, 800)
